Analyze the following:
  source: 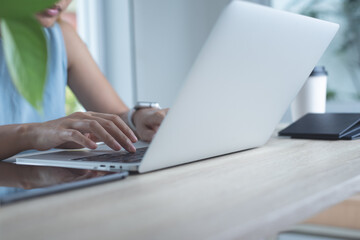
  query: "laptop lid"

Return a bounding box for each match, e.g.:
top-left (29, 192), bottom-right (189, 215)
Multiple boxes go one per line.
top-left (138, 1), bottom-right (339, 173)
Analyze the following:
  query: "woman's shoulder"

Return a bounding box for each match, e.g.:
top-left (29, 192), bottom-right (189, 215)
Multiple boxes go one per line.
top-left (58, 20), bottom-right (76, 36)
top-left (58, 20), bottom-right (79, 47)
top-left (57, 20), bottom-right (83, 69)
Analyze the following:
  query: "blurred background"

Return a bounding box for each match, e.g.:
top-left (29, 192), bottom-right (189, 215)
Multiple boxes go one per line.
top-left (62, 0), bottom-right (360, 117)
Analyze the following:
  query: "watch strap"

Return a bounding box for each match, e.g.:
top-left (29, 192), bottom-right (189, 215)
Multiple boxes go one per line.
top-left (127, 108), bottom-right (137, 131)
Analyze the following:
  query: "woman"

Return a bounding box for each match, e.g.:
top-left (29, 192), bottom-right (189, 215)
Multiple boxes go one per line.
top-left (0, 0), bottom-right (167, 160)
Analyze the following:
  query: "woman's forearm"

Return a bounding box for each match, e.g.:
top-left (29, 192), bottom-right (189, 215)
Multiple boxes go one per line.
top-left (0, 124), bottom-right (33, 160)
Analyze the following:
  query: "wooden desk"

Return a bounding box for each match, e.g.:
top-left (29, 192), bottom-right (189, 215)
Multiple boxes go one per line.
top-left (306, 194), bottom-right (360, 229)
top-left (1, 136), bottom-right (360, 240)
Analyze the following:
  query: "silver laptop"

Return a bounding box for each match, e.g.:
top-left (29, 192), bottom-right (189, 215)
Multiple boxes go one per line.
top-left (15, 1), bottom-right (339, 173)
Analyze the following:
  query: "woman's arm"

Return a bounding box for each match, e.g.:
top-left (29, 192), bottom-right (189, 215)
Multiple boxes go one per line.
top-left (0, 124), bottom-right (34, 160)
top-left (0, 112), bottom-right (138, 161)
top-left (59, 21), bottom-right (168, 142)
top-left (60, 20), bottom-right (128, 115)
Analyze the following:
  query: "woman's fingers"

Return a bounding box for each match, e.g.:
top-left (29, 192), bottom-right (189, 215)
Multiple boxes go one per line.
top-left (69, 119), bottom-right (136, 152)
top-left (60, 129), bottom-right (98, 149)
top-left (70, 120), bottom-right (121, 151)
top-left (56, 142), bottom-right (86, 149)
top-left (70, 111), bottom-right (137, 143)
top-left (140, 129), bottom-right (156, 142)
top-left (87, 112), bottom-right (138, 143)
top-left (85, 133), bottom-right (100, 142)
top-left (135, 109), bottom-right (168, 131)
top-left (87, 116), bottom-right (136, 152)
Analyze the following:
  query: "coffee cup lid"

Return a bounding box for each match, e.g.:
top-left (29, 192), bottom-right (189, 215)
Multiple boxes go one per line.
top-left (310, 66), bottom-right (328, 76)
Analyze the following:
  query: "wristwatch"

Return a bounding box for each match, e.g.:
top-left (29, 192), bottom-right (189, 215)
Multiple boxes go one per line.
top-left (127, 102), bottom-right (161, 131)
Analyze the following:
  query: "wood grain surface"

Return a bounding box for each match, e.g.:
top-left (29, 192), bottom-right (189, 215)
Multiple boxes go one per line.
top-left (1, 136), bottom-right (360, 240)
top-left (306, 194), bottom-right (360, 229)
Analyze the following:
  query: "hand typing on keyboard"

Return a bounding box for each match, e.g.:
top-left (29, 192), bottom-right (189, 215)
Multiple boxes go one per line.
top-left (132, 108), bottom-right (169, 142)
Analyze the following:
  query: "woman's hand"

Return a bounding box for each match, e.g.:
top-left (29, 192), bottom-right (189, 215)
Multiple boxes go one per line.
top-left (25, 111), bottom-right (138, 152)
top-left (132, 108), bottom-right (169, 142)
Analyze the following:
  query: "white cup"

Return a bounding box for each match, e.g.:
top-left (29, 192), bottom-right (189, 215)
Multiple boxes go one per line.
top-left (291, 66), bottom-right (328, 122)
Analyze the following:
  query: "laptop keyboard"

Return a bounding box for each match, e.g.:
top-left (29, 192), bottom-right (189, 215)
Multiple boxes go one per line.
top-left (72, 147), bottom-right (148, 163)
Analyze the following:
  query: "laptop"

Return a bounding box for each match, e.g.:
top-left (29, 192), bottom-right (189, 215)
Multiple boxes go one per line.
top-left (15, 1), bottom-right (339, 173)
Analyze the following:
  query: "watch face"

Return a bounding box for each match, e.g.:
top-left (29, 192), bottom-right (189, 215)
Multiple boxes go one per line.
top-left (135, 102), bottom-right (161, 109)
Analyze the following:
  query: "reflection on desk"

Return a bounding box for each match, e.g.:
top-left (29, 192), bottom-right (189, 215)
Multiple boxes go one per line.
top-left (0, 162), bottom-right (126, 206)
top-left (0, 162), bottom-right (108, 189)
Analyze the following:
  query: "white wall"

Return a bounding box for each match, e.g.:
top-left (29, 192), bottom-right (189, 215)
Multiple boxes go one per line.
top-left (103, 1), bottom-right (136, 107)
top-left (77, 0), bottom-right (136, 107)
